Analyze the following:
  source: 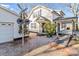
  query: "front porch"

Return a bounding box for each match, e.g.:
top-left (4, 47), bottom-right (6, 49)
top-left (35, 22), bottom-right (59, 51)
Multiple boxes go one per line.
top-left (36, 16), bottom-right (52, 34)
top-left (54, 17), bottom-right (78, 35)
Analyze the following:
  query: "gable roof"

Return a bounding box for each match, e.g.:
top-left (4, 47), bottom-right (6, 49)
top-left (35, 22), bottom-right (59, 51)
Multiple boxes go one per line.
top-left (27, 5), bottom-right (62, 19)
top-left (0, 5), bottom-right (19, 17)
top-left (55, 10), bottom-right (65, 16)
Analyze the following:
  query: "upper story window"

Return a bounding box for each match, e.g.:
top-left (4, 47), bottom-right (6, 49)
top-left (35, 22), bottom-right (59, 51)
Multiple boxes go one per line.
top-left (31, 23), bottom-right (36, 29)
top-left (33, 10), bottom-right (41, 18)
top-left (33, 13), bottom-right (38, 18)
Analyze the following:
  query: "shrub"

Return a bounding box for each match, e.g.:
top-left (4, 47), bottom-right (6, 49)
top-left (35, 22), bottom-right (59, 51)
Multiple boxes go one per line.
top-left (44, 21), bottom-right (56, 37)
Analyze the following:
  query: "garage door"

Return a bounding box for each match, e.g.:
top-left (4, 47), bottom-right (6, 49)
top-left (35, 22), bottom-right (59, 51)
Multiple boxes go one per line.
top-left (0, 22), bottom-right (14, 43)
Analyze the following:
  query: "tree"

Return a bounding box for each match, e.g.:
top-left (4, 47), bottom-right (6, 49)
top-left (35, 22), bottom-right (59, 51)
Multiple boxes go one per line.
top-left (44, 20), bottom-right (56, 37)
top-left (17, 3), bottom-right (29, 46)
top-left (65, 3), bottom-right (79, 46)
top-left (66, 3), bottom-right (79, 30)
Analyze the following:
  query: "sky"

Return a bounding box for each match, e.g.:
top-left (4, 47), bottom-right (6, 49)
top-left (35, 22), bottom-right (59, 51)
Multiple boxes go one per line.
top-left (0, 3), bottom-right (75, 17)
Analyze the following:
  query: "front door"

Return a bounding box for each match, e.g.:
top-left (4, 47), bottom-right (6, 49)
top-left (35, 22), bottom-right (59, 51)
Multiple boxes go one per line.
top-left (58, 23), bottom-right (60, 32)
top-left (42, 23), bottom-right (45, 33)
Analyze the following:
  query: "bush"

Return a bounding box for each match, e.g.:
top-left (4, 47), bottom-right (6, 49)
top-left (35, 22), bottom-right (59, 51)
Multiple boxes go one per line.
top-left (44, 21), bottom-right (56, 37)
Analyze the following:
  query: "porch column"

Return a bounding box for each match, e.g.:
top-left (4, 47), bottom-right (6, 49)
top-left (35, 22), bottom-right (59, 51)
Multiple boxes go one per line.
top-left (72, 20), bottom-right (75, 35)
top-left (39, 23), bottom-right (42, 33)
top-left (56, 22), bottom-right (59, 38)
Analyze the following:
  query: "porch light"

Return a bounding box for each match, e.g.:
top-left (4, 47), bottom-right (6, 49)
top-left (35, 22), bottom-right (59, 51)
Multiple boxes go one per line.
top-left (25, 19), bottom-right (30, 24)
top-left (17, 18), bottom-right (23, 24)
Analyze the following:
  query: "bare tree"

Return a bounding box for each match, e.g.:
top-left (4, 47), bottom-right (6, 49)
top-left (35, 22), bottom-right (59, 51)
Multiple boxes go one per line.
top-left (66, 3), bottom-right (79, 30)
top-left (65, 3), bottom-right (79, 47)
top-left (17, 3), bottom-right (29, 46)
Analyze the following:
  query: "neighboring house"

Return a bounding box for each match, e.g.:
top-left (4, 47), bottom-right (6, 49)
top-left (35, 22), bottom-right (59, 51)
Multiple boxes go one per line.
top-left (54, 17), bottom-right (78, 34)
top-left (0, 5), bottom-right (23, 43)
top-left (28, 5), bottom-right (64, 33)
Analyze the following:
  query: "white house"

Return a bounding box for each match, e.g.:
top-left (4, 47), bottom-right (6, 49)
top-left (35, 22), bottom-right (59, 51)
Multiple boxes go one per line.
top-left (28, 5), bottom-right (64, 34)
top-left (0, 5), bottom-right (23, 43)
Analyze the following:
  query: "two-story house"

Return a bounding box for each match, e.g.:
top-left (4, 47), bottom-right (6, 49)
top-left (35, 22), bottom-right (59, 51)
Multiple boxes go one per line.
top-left (28, 5), bottom-right (64, 34)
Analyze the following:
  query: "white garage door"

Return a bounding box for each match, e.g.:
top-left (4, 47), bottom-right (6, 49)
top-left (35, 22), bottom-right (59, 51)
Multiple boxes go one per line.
top-left (0, 22), bottom-right (14, 43)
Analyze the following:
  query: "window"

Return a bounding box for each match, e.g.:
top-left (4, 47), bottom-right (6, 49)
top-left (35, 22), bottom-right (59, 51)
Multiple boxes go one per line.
top-left (33, 13), bottom-right (35, 18)
top-left (67, 27), bottom-right (70, 30)
top-left (8, 24), bottom-right (11, 26)
top-left (1, 24), bottom-right (6, 25)
top-left (33, 11), bottom-right (40, 18)
top-left (61, 23), bottom-right (66, 28)
top-left (31, 23), bottom-right (36, 28)
top-left (33, 13), bottom-right (38, 18)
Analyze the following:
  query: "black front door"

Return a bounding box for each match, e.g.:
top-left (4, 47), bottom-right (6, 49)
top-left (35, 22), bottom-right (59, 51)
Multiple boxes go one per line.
top-left (42, 23), bottom-right (45, 33)
top-left (58, 23), bottom-right (60, 32)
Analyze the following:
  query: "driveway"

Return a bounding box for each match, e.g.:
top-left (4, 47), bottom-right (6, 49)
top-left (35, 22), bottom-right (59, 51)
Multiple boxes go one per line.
top-left (0, 36), bottom-right (58, 56)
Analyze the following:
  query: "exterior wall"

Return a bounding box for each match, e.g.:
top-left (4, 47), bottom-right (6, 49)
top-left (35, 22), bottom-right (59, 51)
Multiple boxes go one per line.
top-left (66, 23), bottom-right (72, 30)
top-left (59, 22), bottom-right (73, 34)
top-left (0, 8), bottom-right (22, 38)
top-left (60, 23), bottom-right (72, 31)
top-left (29, 8), bottom-right (59, 22)
top-left (41, 8), bottom-right (53, 21)
top-left (55, 18), bottom-right (77, 32)
top-left (59, 19), bottom-right (77, 31)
